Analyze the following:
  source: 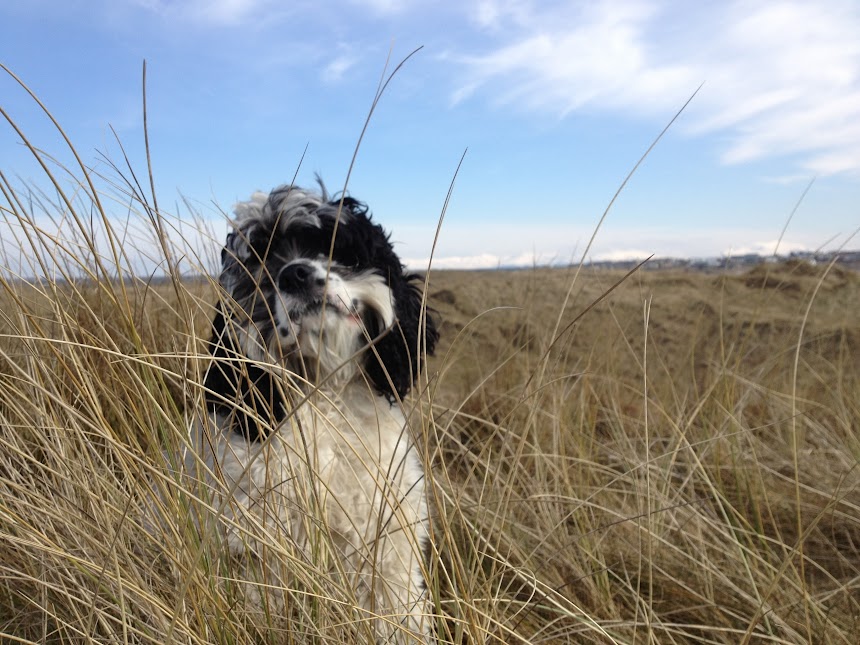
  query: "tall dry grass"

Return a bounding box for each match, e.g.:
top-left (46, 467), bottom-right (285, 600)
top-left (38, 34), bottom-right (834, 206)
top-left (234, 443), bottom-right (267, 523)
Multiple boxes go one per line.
top-left (424, 262), bottom-right (860, 643)
top-left (1, 71), bottom-right (859, 644)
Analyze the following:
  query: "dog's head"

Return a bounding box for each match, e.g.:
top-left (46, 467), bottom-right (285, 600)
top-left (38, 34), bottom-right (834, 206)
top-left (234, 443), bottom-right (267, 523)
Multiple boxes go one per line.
top-left (204, 182), bottom-right (438, 439)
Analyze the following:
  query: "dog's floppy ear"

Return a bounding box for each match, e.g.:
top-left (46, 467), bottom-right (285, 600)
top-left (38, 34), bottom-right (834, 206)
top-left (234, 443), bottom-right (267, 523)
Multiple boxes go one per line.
top-left (205, 194), bottom-right (289, 442)
top-left (365, 272), bottom-right (438, 401)
top-left (203, 303), bottom-right (286, 441)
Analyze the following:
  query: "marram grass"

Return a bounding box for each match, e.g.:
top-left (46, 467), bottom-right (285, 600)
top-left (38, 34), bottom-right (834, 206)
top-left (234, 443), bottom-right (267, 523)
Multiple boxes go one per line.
top-left (1, 100), bottom-right (859, 645)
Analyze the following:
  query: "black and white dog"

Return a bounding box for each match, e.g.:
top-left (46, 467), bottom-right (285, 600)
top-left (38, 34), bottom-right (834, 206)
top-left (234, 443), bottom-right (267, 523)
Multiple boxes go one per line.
top-left (192, 182), bottom-right (438, 641)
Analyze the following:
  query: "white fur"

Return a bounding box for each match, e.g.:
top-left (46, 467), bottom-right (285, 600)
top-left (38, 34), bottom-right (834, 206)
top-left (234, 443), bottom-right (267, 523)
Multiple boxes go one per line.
top-left (188, 383), bottom-right (430, 640)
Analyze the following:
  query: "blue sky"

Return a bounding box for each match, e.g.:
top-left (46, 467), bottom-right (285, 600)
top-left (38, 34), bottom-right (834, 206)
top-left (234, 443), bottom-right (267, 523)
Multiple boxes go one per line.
top-left (2, 0), bottom-right (860, 271)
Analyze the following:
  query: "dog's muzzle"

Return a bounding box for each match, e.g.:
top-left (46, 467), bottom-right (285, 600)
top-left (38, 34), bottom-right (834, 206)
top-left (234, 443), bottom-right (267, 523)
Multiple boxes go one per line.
top-left (276, 261), bottom-right (358, 323)
top-left (278, 260), bottom-right (324, 295)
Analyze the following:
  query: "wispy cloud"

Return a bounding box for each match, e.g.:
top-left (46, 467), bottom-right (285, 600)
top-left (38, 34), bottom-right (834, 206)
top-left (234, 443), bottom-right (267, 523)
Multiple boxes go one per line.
top-left (452, 1), bottom-right (691, 113)
top-left (471, 0), bottom-right (535, 30)
top-left (322, 53), bottom-right (360, 83)
top-left (454, 0), bottom-right (860, 176)
top-left (347, 0), bottom-right (409, 15)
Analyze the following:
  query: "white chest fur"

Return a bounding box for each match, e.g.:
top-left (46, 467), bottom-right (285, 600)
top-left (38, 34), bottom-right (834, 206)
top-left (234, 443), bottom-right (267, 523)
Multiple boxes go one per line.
top-left (188, 382), bottom-right (431, 641)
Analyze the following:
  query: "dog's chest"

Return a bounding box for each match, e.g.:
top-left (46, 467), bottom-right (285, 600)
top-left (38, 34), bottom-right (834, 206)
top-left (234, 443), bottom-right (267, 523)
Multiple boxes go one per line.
top-left (282, 387), bottom-right (413, 473)
top-left (218, 385), bottom-right (426, 538)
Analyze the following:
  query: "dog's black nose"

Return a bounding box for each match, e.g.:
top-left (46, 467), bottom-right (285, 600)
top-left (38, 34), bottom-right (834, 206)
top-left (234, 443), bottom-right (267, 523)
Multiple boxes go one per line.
top-left (278, 262), bottom-right (318, 293)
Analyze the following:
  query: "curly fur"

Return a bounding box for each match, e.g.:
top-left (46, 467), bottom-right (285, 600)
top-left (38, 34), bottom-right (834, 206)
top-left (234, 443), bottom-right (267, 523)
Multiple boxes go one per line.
top-left (190, 182), bottom-right (438, 642)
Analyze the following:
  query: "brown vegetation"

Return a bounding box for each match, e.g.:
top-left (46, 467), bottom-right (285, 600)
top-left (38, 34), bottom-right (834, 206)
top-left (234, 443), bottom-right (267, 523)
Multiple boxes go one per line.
top-left (422, 262), bottom-right (860, 643)
top-left (2, 253), bottom-right (858, 643)
top-left (1, 71), bottom-right (857, 640)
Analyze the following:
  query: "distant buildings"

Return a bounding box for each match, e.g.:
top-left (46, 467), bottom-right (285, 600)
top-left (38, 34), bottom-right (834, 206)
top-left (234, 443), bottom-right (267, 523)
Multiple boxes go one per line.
top-left (585, 250), bottom-right (860, 272)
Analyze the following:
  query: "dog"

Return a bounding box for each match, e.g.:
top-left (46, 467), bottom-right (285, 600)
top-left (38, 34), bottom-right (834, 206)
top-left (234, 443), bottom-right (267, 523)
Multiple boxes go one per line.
top-left (190, 182), bottom-right (438, 642)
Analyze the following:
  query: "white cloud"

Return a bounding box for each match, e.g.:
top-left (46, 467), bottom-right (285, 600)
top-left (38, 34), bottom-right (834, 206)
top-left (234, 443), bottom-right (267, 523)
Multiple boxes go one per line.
top-left (590, 249), bottom-right (653, 262)
top-left (347, 0), bottom-right (409, 15)
top-left (403, 253), bottom-right (500, 270)
top-left (724, 239), bottom-right (811, 257)
top-left (472, 0), bottom-right (534, 30)
top-left (454, 0), bottom-right (860, 176)
top-left (761, 173), bottom-right (816, 186)
top-left (398, 219), bottom-right (838, 269)
top-left (323, 54), bottom-right (359, 83)
top-left (403, 250), bottom-right (562, 270)
top-left (405, 236), bottom-right (821, 271)
top-left (454, 1), bottom-right (690, 116)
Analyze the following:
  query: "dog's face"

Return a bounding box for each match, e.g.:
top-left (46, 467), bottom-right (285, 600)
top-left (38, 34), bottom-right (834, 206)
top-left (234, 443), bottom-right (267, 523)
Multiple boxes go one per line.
top-left (268, 257), bottom-right (392, 361)
top-left (205, 184), bottom-right (438, 439)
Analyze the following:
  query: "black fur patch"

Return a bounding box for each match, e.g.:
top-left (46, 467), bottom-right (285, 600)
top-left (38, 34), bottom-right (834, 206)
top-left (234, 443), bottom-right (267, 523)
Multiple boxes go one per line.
top-left (203, 305), bottom-right (288, 441)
